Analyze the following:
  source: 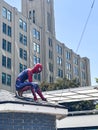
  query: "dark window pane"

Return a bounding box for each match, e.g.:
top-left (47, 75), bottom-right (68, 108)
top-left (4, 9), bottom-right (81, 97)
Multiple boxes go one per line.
top-left (7, 41), bottom-right (11, 53)
top-left (8, 26), bottom-right (11, 37)
top-left (2, 72), bottom-right (6, 84)
top-left (2, 39), bottom-right (6, 50)
top-left (19, 33), bottom-right (23, 43)
top-left (3, 23), bottom-right (6, 34)
top-left (19, 19), bottom-right (23, 29)
top-left (7, 57), bottom-right (11, 69)
top-left (7, 74), bottom-right (11, 86)
top-left (23, 35), bottom-right (27, 45)
top-left (2, 7), bottom-right (7, 18)
top-left (20, 48), bottom-right (23, 58)
top-left (19, 63), bottom-right (23, 72)
top-left (24, 50), bottom-right (27, 60)
top-left (2, 55), bottom-right (6, 67)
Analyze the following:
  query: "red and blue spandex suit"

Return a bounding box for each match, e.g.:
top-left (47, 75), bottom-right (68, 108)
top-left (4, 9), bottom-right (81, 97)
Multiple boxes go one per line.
top-left (15, 63), bottom-right (46, 101)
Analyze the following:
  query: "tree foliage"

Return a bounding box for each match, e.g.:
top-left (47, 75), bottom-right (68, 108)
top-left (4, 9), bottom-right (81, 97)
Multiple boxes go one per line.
top-left (40, 77), bottom-right (80, 91)
top-left (95, 78), bottom-right (98, 83)
top-left (40, 77), bottom-right (95, 111)
top-left (61, 100), bottom-right (95, 112)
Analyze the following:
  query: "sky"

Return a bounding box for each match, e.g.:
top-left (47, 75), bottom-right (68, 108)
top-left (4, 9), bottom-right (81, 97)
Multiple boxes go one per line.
top-left (4, 0), bottom-right (98, 86)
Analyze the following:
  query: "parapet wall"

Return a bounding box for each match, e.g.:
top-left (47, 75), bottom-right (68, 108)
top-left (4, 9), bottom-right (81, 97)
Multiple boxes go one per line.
top-left (0, 89), bottom-right (68, 130)
top-left (0, 112), bottom-right (56, 130)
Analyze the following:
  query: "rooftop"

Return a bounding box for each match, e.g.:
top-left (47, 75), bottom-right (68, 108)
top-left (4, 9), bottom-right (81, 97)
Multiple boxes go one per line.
top-left (0, 89), bottom-right (68, 120)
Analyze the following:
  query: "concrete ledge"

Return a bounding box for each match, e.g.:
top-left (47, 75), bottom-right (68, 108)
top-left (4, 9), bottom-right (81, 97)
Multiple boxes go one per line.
top-left (0, 89), bottom-right (68, 120)
top-left (0, 102), bottom-right (67, 120)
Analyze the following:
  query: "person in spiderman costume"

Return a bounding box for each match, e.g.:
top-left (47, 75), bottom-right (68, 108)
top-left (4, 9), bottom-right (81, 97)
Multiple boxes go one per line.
top-left (15, 63), bottom-right (47, 101)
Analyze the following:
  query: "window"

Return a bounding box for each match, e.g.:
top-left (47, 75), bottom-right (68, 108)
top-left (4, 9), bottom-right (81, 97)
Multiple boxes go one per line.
top-left (7, 57), bottom-right (11, 69)
top-left (3, 23), bottom-right (6, 34)
top-left (56, 44), bottom-right (62, 55)
top-left (2, 7), bottom-right (7, 18)
top-left (2, 7), bottom-right (12, 21)
top-left (33, 55), bottom-right (40, 64)
top-left (48, 38), bottom-right (52, 47)
top-left (24, 50), bottom-right (27, 61)
top-left (19, 48), bottom-right (27, 61)
top-left (2, 39), bottom-right (6, 50)
top-left (19, 33), bottom-right (23, 43)
top-left (2, 55), bottom-right (11, 69)
top-left (66, 62), bottom-right (71, 71)
top-left (33, 10), bottom-right (35, 23)
top-left (57, 56), bottom-right (62, 66)
top-left (2, 55), bottom-right (6, 67)
top-left (24, 65), bottom-right (27, 70)
top-left (23, 35), bottom-right (27, 46)
top-left (20, 48), bottom-right (23, 59)
top-left (58, 69), bottom-right (63, 78)
top-left (33, 28), bottom-right (40, 41)
top-left (37, 44), bottom-right (40, 53)
top-left (2, 72), bottom-right (6, 85)
top-left (34, 42), bottom-right (37, 51)
top-left (23, 22), bottom-right (27, 32)
top-left (74, 57), bottom-right (78, 65)
top-left (7, 10), bottom-right (12, 21)
top-left (2, 39), bottom-right (11, 53)
top-left (33, 43), bottom-right (40, 53)
top-left (34, 74), bottom-right (41, 81)
top-left (19, 33), bottom-right (27, 46)
top-left (29, 11), bottom-right (32, 19)
top-left (19, 63), bottom-right (23, 72)
top-left (66, 51), bottom-right (71, 60)
top-left (19, 19), bottom-right (27, 32)
top-left (2, 72), bottom-right (11, 86)
top-left (33, 28), bottom-right (36, 38)
top-left (36, 31), bottom-right (40, 40)
top-left (19, 63), bottom-right (27, 72)
top-left (7, 41), bottom-right (11, 53)
top-left (19, 19), bottom-right (23, 29)
top-left (49, 50), bottom-right (53, 59)
top-left (7, 74), bottom-right (11, 86)
top-left (8, 26), bottom-right (12, 37)
top-left (2, 23), bottom-right (12, 37)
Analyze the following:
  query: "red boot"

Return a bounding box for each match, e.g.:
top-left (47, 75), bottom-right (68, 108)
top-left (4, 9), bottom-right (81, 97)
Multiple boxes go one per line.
top-left (37, 88), bottom-right (47, 101)
top-left (31, 88), bottom-right (38, 101)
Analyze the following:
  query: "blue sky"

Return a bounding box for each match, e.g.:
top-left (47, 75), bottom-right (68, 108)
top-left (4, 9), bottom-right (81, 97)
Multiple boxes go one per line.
top-left (5, 0), bottom-right (98, 86)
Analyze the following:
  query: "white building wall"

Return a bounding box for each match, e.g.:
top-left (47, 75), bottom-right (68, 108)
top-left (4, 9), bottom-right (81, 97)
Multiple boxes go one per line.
top-left (57, 114), bottom-right (98, 128)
